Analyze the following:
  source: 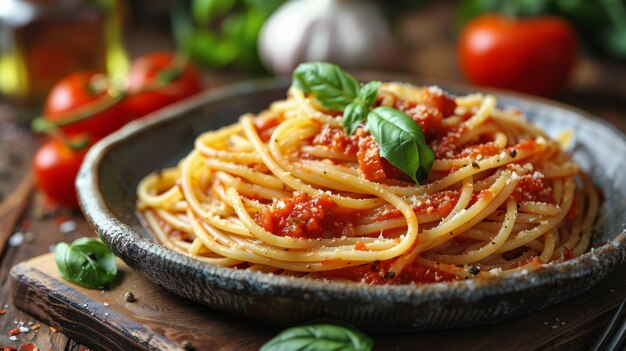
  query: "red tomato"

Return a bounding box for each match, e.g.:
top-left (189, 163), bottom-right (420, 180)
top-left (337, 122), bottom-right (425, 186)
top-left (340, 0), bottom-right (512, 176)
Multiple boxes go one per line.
top-left (125, 52), bottom-right (203, 119)
top-left (33, 138), bottom-right (90, 208)
top-left (458, 15), bottom-right (577, 96)
top-left (44, 72), bottom-right (127, 139)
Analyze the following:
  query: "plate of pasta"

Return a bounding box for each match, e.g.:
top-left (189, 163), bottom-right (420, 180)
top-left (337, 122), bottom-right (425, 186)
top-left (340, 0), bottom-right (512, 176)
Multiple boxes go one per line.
top-left (77, 63), bottom-right (626, 331)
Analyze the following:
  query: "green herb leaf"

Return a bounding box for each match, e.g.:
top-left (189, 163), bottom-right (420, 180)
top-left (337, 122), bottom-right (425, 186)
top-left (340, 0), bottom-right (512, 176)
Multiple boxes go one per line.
top-left (367, 107), bottom-right (431, 183)
top-left (293, 62), bottom-right (360, 111)
top-left (342, 81), bottom-right (382, 135)
top-left (359, 81), bottom-right (381, 107)
top-left (416, 140), bottom-right (435, 182)
top-left (343, 101), bottom-right (369, 135)
top-left (55, 238), bottom-right (117, 289)
top-left (260, 324), bottom-right (373, 351)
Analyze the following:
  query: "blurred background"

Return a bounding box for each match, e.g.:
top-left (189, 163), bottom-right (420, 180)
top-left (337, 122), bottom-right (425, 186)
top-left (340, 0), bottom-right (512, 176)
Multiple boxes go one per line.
top-left (1, 0), bottom-right (625, 110)
top-left (1, 0), bottom-right (626, 209)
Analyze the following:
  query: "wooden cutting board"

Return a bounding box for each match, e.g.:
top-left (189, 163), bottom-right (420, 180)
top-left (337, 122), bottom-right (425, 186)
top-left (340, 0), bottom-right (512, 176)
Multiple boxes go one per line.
top-left (9, 253), bottom-right (626, 351)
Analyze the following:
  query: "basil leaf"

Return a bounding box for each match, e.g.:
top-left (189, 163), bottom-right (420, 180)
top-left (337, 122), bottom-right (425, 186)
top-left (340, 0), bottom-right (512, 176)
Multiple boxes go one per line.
top-left (55, 238), bottom-right (117, 289)
top-left (416, 140), bottom-right (435, 182)
top-left (358, 81), bottom-right (381, 107)
top-left (261, 324), bottom-right (373, 351)
top-left (293, 62), bottom-right (360, 111)
top-left (343, 101), bottom-right (369, 135)
top-left (367, 107), bottom-right (430, 184)
top-left (342, 81), bottom-right (381, 135)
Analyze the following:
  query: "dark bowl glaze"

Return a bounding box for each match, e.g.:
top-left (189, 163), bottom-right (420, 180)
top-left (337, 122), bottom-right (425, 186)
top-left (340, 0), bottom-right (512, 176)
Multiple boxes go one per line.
top-left (76, 78), bottom-right (626, 331)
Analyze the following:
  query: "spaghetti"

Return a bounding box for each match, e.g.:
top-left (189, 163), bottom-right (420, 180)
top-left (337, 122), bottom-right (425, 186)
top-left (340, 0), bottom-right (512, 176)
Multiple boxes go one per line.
top-left (136, 82), bottom-right (599, 284)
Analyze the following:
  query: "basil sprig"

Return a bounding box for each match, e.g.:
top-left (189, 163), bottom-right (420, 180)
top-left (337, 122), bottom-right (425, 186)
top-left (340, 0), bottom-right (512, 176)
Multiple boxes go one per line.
top-left (343, 81), bottom-right (381, 135)
top-left (292, 62), bottom-right (435, 183)
top-left (55, 237), bottom-right (118, 289)
top-left (260, 324), bottom-right (373, 351)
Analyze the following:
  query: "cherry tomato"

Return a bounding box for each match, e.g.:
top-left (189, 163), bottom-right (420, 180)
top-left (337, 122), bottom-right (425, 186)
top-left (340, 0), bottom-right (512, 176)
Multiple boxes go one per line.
top-left (44, 71), bottom-right (127, 139)
top-left (125, 52), bottom-right (203, 119)
top-left (458, 15), bottom-right (577, 96)
top-left (33, 138), bottom-right (90, 208)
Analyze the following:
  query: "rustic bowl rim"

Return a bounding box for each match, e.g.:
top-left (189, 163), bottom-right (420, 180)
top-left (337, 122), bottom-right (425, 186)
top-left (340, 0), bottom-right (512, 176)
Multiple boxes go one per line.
top-left (76, 77), bottom-right (626, 306)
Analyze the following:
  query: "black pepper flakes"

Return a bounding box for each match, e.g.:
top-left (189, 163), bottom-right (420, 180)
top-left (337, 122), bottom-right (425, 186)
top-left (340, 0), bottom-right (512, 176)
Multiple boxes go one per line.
top-left (471, 162), bottom-right (480, 169)
top-left (468, 266), bottom-right (481, 275)
top-left (182, 340), bottom-right (194, 351)
top-left (370, 261), bottom-right (380, 272)
top-left (124, 292), bottom-right (135, 302)
top-left (509, 149), bottom-right (517, 158)
top-left (384, 271), bottom-right (396, 279)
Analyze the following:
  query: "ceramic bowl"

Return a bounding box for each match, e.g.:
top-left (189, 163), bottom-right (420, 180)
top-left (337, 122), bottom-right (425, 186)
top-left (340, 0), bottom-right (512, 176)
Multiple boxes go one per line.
top-left (76, 78), bottom-right (626, 331)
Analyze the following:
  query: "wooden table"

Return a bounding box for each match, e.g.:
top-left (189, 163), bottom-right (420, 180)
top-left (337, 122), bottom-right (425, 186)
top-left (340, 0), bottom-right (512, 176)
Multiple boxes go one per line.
top-left (1, 2), bottom-right (626, 350)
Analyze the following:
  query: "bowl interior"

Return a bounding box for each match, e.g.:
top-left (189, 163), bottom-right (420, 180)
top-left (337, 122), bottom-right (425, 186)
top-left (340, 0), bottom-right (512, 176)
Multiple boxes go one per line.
top-left (99, 80), bottom-right (626, 247)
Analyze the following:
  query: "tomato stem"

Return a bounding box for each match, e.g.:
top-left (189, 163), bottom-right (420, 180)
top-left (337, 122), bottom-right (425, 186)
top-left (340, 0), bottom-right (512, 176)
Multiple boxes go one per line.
top-left (43, 126), bottom-right (90, 151)
top-left (32, 90), bottom-right (125, 133)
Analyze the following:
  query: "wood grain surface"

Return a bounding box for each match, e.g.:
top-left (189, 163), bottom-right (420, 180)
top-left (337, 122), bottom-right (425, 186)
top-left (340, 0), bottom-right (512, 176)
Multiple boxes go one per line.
top-left (7, 252), bottom-right (626, 351)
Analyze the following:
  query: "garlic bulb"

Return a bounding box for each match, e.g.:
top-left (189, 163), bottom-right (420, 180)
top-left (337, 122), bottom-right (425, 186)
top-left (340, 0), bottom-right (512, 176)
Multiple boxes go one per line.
top-left (259, 0), bottom-right (398, 75)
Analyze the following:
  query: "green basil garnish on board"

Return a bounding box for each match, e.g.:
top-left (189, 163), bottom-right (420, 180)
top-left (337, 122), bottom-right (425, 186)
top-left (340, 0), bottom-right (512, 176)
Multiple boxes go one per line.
top-left (292, 62), bottom-right (360, 110)
top-left (260, 324), bottom-right (373, 351)
top-left (292, 62), bottom-right (435, 183)
top-left (55, 237), bottom-right (117, 289)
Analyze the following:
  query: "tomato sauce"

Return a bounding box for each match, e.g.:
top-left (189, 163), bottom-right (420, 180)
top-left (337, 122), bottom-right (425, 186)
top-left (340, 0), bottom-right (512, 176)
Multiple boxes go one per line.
top-left (255, 113), bottom-right (283, 142)
top-left (255, 192), bottom-right (357, 238)
top-left (356, 136), bottom-right (386, 180)
top-left (422, 86), bottom-right (457, 118)
top-left (457, 142), bottom-right (501, 159)
top-left (365, 190), bottom-right (461, 222)
top-left (557, 247), bottom-right (574, 262)
top-left (312, 124), bottom-right (359, 154)
top-left (316, 258), bottom-right (460, 284)
top-left (565, 196), bottom-right (579, 222)
top-left (512, 173), bottom-right (555, 204)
